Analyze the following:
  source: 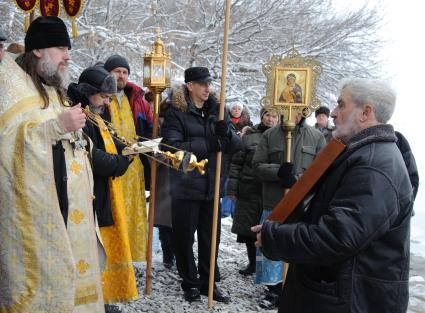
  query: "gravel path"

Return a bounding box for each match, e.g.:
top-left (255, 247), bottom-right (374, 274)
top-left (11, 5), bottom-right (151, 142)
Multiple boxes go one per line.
top-left (116, 218), bottom-right (425, 312)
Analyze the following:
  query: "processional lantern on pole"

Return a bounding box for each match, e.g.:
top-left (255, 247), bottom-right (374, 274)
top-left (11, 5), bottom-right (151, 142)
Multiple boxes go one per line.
top-left (143, 27), bottom-right (172, 296)
top-left (261, 47), bottom-right (322, 285)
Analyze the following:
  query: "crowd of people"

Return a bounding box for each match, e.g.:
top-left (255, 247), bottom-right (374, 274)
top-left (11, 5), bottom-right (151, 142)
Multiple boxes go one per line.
top-left (0, 16), bottom-right (419, 313)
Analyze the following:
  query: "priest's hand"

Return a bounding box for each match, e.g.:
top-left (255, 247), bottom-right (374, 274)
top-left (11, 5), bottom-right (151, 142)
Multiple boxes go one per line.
top-left (251, 224), bottom-right (262, 247)
top-left (58, 103), bottom-right (86, 132)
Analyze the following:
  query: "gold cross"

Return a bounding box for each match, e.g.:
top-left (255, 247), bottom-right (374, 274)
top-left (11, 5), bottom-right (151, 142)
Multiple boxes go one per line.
top-left (70, 160), bottom-right (82, 176)
top-left (43, 217), bottom-right (55, 235)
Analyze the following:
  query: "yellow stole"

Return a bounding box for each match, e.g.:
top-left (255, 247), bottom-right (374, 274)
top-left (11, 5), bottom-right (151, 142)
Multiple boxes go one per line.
top-left (96, 116), bottom-right (138, 303)
top-left (108, 94), bottom-right (147, 262)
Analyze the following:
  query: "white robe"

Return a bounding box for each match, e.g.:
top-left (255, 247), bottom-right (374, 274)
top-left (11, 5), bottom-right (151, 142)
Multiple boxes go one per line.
top-left (0, 53), bottom-right (104, 313)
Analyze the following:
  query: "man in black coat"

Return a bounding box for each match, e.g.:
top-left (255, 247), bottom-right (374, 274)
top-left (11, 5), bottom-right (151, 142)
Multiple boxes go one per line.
top-left (162, 67), bottom-right (242, 303)
top-left (67, 66), bottom-right (132, 227)
top-left (252, 78), bottom-right (413, 313)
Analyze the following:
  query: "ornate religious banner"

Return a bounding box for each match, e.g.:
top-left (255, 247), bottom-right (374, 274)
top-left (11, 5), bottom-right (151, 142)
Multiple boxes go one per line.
top-left (14, 0), bottom-right (38, 31)
top-left (39, 0), bottom-right (60, 17)
top-left (63, 0), bottom-right (84, 38)
top-left (261, 48), bottom-right (322, 121)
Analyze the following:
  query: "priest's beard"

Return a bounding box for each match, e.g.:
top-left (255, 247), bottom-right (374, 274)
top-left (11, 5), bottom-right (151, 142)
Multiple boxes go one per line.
top-left (89, 103), bottom-right (105, 115)
top-left (39, 53), bottom-right (70, 89)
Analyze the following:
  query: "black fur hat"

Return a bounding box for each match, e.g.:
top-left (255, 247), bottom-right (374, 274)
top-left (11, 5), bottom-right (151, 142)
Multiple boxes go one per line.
top-left (184, 66), bottom-right (212, 83)
top-left (77, 66), bottom-right (117, 97)
top-left (25, 16), bottom-right (71, 52)
top-left (315, 106), bottom-right (330, 117)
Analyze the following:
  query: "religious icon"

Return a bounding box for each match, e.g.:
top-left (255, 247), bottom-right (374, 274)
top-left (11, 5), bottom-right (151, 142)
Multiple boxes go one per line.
top-left (274, 68), bottom-right (309, 106)
top-left (261, 48), bottom-right (322, 120)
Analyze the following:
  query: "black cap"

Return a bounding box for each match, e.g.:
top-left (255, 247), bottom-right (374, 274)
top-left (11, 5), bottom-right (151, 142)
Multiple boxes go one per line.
top-left (0, 30), bottom-right (6, 42)
top-left (104, 54), bottom-right (130, 74)
top-left (77, 66), bottom-right (117, 96)
top-left (25, 16), bottom-right (71, 52)
top-left (184, 67), bottom-right (212, 83)
top-left (315, 106), bottom-right (330, 117)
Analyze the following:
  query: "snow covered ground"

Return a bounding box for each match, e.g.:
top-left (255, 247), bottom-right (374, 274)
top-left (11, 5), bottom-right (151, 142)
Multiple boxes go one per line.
top-left (115, 217), bottom-right (425, 312)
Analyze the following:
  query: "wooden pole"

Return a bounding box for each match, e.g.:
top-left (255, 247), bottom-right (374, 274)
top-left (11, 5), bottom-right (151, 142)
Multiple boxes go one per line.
top-left (145, 92), bottom-right (160, 295)
top-left (208, 0), bottom-right (232, 309)
top-left (282, 115), bottom-right (295, 287)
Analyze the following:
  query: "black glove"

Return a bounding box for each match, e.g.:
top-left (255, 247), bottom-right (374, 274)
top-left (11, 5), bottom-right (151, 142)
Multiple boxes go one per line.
top-left (209, 137), bottom-right (222, 152)
top-left (214, 120), bottom-right (230, 138)
top-left (277, 162), bottom-right (297, 188)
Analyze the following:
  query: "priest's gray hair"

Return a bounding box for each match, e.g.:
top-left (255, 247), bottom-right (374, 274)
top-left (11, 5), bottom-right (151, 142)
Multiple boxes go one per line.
top-left (340, 78), bottom-right (396, 124)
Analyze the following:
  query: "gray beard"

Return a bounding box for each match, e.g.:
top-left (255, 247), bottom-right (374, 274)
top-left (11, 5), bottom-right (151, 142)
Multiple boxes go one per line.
top-left (39, 56), bottom-right (70, 89)
top-left (89, 104), bottom-right (105, 114)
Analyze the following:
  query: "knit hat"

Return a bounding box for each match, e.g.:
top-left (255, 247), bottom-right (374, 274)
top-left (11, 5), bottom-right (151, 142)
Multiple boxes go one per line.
top-left (184, 66), bottom-right (212, 83)
top-left (315, 106), bottom-right (330, 117)
top-left (230, 103), bottom-right (243, 110)
top-left (104, 54), bottom-right (130, 74)
top-left (25, 16), bottom-right (71, 52)
top-left (77, 66), bottom-right (117, 97)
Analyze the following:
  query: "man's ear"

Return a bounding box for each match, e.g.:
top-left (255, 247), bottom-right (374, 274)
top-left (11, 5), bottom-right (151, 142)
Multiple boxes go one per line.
top-left (186, 82), bottom-right (193, 92)
top-left (361, 104), bottom-right (374, 122)
top-left (33, 49), bottom-right (42, 58)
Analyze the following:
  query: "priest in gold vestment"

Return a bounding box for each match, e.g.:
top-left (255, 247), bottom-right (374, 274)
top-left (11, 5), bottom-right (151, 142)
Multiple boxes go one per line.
top-left (0, 17), bottom-right (104, 313)
top-left (104, 55), bottom-right (150, 263)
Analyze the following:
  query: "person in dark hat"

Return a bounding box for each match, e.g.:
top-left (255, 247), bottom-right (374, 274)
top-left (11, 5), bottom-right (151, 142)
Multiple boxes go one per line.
top-left (161, 66), bottom-right (242, 303)
top-left (314, 105), bottom-right (334, 142)
top-left (103, 54), bottom-right (151, 264)
top-left (68, 66), bottom-right (138, 312)
top-left (1, 16), bottom-right (105, 311)
top-left (0, 29), bottom-right (6, 62)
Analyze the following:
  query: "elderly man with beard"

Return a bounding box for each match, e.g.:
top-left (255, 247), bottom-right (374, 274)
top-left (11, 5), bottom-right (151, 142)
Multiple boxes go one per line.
top-left (0, 17), bottom-right (104, 312)
top-left (68, 66), bottom-right (139, 312)
top-left (103, 55), bottom-right (150, 264)
top-left (253, 79), bottom-right (413, 313)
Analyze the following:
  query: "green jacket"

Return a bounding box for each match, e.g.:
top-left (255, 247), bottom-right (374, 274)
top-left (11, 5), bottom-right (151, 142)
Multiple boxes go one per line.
top-left (227, 124), bottom-right (269, 237)
top-left (252, 121), bottom-right (326, 211)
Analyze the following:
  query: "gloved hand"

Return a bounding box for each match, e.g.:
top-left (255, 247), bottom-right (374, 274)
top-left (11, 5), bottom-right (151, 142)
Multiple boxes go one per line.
top-left (277, 162), bottom-right (297, 188)
top-left (214, 120), bottom-right (230, 138)
top-left (209, 137), bottom-right (222, 152)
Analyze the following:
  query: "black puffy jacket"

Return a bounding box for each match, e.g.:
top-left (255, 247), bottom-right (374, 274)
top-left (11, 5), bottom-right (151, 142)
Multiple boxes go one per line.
top-left (261, 124), bottom-right (413, 313)
top-left (161, 85), bottom-right (242, 200)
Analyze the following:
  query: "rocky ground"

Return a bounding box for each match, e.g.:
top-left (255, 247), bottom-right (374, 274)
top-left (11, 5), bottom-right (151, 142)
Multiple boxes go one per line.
top-left (116, 218), bottom-right (425, 312)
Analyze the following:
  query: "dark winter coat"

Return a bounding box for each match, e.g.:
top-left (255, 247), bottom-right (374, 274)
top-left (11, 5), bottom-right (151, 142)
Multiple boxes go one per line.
top-left (315, 123), bottom-right (334, 143)
top-left (395, 131), bottom-right (419, 201)
top-left (228, 123), bottom-right (270, 238)
top-left (252, 121), bottom-right (326, 211)
top-left (261, 124), bottom-right (413, 313)
top-left (161, 85), bottom-right (242, 200)
top-left (83, 120), bottom-right (130, 227)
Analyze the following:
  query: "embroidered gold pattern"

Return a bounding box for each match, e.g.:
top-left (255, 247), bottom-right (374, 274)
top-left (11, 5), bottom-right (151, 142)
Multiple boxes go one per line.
top-left (75, 284), bottom-right (99, 305)
top-left (43, 216), bottom-right (55, 235)
top-left (76, 259), bottom-right (90, 275)
top-left (69, 209), bottom-right (85, 225)
top-left (70, 160), bottom-right (82, 175)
